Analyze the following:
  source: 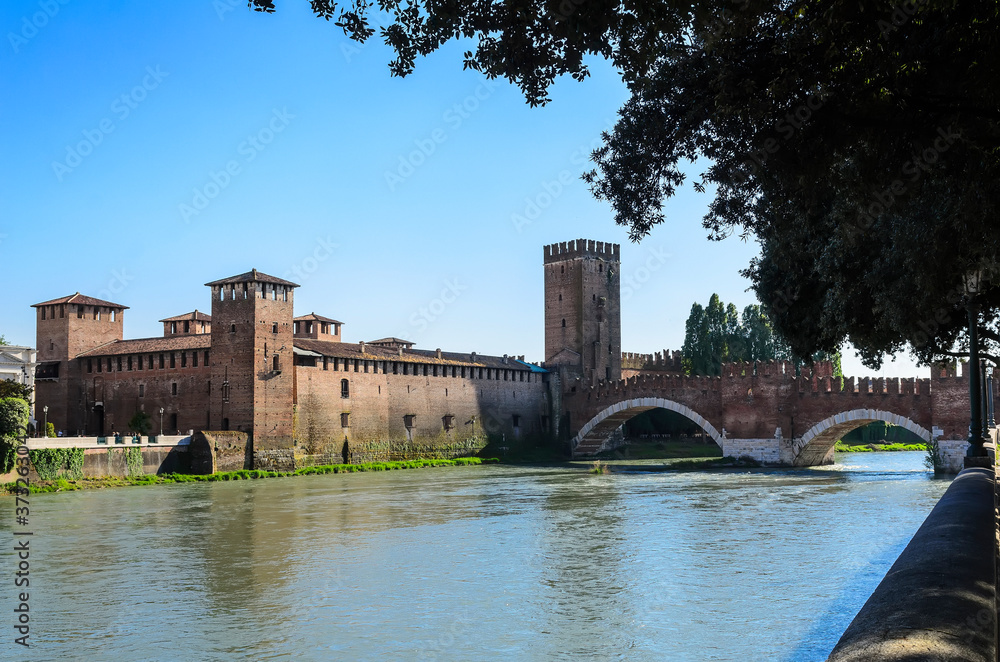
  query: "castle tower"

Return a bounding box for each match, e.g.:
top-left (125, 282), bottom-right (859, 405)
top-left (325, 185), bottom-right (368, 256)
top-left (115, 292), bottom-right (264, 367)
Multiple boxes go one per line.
top-left (544, 239), bottom-right (621, 389)
top-left (31, 294), bottom-right (127, 435)
top-left (207, 270), bottom-right (298, 469)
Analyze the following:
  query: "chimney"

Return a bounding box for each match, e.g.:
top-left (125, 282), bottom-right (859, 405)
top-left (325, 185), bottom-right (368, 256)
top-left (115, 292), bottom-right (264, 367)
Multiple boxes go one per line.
top-left (471, 352), bottom-right (477, 362)
top-left (436, 348), bottom-right (442, 359)
top-left (360, 341), bottom-right (366, 354)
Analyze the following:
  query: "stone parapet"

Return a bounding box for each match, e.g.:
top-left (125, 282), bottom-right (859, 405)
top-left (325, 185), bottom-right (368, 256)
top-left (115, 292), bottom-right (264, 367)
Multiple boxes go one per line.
top-left (827, 468), bottom-right (997, 661)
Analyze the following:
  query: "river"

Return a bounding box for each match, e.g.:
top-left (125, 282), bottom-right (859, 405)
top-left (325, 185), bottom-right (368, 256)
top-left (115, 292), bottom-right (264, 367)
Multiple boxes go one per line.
top-left (0, 451), bottom-right (949, 661)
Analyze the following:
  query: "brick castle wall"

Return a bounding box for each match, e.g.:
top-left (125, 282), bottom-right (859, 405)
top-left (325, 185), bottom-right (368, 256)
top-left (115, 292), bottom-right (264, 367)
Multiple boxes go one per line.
top-left (295, 360), bottom-right (549, 463)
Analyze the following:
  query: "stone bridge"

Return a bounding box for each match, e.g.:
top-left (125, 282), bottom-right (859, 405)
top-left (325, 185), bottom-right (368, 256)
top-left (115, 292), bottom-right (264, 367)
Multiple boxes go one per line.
top-left (565, 360), bottom-right (984, 469)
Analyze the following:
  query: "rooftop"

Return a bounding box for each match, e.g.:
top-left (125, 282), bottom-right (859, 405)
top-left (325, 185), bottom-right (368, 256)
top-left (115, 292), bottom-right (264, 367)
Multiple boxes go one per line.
top-left (76, 335), bottom-right (211, 358)
top-left (294, 313), bottom-right (343, 324)
top-left (159, 310), bottom-right (212, 323)
top-left (204, 269), bottom-right (299, 288)
top-left (294, 339), bottom-right (546, 371)
top-left (368, 337), bottom-right (415, 346)
top-left (32, 293), bottom-right (128, 309)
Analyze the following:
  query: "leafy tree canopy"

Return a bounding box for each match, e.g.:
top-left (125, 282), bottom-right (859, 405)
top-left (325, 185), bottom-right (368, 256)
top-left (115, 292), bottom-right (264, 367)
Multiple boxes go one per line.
top-left (682, 294), bottom-right (841, 376)
top-left (128, 411), bottom-right (153, 435)
top-left (254, 0), bottom-right (1000, 369)
top-left (0, 380), bottom-right (32, 402)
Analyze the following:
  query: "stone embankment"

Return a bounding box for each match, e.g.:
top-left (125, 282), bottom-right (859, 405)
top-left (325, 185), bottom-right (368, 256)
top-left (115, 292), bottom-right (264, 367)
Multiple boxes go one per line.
top-left (827, 466), bottom-right (997, 661)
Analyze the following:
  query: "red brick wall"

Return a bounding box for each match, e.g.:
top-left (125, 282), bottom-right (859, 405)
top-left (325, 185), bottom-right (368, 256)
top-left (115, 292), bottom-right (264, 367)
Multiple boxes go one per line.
top-left (295, 360), bottom-right (549, 462)
top-left (209, 282), bottom-right (295, 451)
top-left (73, 352), bottom-right (212, 436)
top-left (34, 302), bottom-right (124, 435)
top-left (543, 240), bottom-right (621, 389)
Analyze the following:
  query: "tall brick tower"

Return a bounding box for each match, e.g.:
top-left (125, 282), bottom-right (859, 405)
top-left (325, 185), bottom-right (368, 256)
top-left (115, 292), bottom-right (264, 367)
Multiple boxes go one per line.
top-left (207, 270), bottom-right (298, 469)
top-left (32, 294), bottom-right (127, 435)
top-left (544, 239), bottom-right (621, 389)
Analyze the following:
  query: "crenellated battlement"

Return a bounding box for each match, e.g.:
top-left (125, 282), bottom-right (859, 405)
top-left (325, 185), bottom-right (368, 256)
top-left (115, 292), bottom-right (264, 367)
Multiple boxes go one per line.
top-left (621, 349), bottom-right (683, 372)
top-left (588, 371), bottom-right (723, 398)
top-left (721, 359), bottom-right (832, 379)
top-left (543, 238), bottom-right (620, 264)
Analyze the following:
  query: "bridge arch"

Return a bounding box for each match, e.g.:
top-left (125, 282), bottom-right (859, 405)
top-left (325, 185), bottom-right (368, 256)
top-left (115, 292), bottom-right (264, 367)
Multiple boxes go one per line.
top-left (793, 409), bottom-right (932, 465)
top-left (573, 397), bottom-right (723, 456)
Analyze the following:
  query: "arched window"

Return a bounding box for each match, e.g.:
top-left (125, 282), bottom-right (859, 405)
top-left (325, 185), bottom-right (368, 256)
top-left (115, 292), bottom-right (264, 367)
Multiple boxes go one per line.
top-left (341, 379), bottom-right (350, 398)
top-left (561, 319), bottom-right (566, 327)
top-left (230, 324), bottom-right (236, 333)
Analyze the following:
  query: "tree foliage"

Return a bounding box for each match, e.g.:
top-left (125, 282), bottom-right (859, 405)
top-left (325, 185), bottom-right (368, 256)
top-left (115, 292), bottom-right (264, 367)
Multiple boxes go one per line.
top-left (681, 294), bottom-right (841, 376)
top-left (0, 397), bottom-right (29, 474)
top-left (0, 379), bottom-right (32, 402)
top-left (258, 0), bottom-right (1000, 369)
top-left (128, 411), bottom-right (152, 435)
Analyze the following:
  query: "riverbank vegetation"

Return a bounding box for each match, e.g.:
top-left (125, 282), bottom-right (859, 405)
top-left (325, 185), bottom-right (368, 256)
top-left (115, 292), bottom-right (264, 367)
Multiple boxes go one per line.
top-left (835, 441), bottom-right (927, 453)
top-left (2, 457), bottom-right (497, 494)
top-left (835, 421), bottom-right (927, 452)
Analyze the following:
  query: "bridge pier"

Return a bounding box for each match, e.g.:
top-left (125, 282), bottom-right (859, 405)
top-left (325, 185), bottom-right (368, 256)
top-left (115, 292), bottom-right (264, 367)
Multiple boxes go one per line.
top-left (720, 437), bottom-right (783, 465)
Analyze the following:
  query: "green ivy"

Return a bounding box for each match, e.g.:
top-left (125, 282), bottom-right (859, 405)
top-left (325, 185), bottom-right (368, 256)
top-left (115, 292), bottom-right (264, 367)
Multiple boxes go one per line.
top-left (125, 447), bottom-right (144, 477)
top-left (65, 448), bottom-right (84, 480)
top-left (28, 448), bottom-right (84, 481)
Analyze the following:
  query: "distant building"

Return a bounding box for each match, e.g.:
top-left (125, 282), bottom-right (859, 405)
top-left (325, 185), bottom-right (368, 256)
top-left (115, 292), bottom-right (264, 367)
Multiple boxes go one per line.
top-left (0, 345), bottom-right (37, 425)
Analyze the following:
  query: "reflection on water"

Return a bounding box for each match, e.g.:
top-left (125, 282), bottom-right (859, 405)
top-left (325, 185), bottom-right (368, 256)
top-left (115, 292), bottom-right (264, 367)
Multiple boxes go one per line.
top-left (0, 452), bottom-right (948, 661)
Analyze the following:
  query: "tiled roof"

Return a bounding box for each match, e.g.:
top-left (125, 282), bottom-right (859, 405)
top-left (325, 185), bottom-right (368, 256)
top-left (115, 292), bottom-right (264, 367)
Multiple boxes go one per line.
top-left (368, 337), bottom-right (414, 346)
top-left (76, 335), bottom-right (211, 358)
top-left (294, 313), bottom-right (343, 324)
top-left (293, 339), bottom-right (546, 371)
top-left (32, 293), bottom-right (128, 309)
top-left (159, 310), bottom-right (212, 322)
top-left (204, 269), bottom-right (299, 288)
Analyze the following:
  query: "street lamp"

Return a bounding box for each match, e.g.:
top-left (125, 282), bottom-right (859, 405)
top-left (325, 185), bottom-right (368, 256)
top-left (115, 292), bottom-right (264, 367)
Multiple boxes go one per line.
top-left (159, 407), bottom-right (164, 437)
top-left (963, 270), bottom-right (991, 463)
top-left (42, 405), bottom-right (48, 438)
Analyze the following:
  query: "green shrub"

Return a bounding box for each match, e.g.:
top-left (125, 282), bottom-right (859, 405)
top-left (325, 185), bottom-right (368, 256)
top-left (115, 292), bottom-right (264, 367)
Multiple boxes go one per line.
top-left (127, 411), bottom-right (152, 435)
top-left (0, 397), bottom-right (30, 474)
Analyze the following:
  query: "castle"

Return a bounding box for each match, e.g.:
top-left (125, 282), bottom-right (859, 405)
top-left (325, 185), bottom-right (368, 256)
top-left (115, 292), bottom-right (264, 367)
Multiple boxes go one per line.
top-left (32, 239), bottom-right (628, 468)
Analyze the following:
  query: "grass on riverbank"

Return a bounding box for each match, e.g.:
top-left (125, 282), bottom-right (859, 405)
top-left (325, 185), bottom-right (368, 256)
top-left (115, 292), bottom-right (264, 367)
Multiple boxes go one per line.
top-left (835, 441), bottom-right (927, 453)
top-left (2, 457), bottom-right (498, 494)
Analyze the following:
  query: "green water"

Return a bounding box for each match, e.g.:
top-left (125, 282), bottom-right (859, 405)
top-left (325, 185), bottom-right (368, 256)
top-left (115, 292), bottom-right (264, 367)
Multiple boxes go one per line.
top-left (0, 452), bottom-right (949, 661)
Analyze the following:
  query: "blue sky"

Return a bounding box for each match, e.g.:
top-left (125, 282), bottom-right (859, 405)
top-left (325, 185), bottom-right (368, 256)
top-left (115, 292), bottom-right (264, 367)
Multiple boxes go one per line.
top-left (1, 0), bottom-right (920, 378)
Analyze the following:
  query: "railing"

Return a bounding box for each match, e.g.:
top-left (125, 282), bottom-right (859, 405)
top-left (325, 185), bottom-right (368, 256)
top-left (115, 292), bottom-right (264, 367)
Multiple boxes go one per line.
top-left (27, 435), bottom-right (191, 450)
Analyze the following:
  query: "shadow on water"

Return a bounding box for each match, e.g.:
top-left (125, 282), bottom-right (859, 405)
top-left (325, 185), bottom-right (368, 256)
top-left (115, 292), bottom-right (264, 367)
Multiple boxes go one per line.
top-left (781, 536), bottom-right (924, 662)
